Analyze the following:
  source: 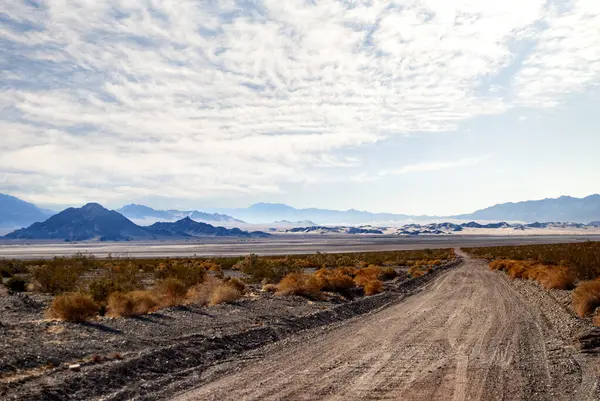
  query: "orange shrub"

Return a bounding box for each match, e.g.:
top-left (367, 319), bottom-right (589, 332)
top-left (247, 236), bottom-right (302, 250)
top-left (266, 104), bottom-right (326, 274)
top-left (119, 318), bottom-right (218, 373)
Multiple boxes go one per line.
top-left (107, 291), bottom-right (159, 317)
top-left (48, 293), bottom-right (99, 322)
top-left (276, 273), bottom-right (322, 298)
top-left (490, 260), bottom-right (574, 290)
top-left (210, 285), bottom-right (242, 305)
top-left (156, 277), bottom-right (188, 306)
top-left (363, 280), bottom-right (383, 296)
top-left (186, 275), bottom-right (222, 306)
top-left (572, 281), bottom-right (600, 317)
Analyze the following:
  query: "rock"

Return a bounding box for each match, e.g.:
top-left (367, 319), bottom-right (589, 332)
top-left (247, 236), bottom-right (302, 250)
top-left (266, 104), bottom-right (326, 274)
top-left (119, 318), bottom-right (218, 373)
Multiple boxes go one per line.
top-left (69, 364), bottom-right (81, 371)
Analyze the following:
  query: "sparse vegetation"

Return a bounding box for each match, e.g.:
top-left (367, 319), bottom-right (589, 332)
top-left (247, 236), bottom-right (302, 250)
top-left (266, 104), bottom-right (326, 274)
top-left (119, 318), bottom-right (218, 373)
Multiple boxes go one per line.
top-left (0, 248), bottom-right (455, 320)
top-left (466, 242), bottom-right (600, 322)
top-left (465, 242), bottom-right (600, 280)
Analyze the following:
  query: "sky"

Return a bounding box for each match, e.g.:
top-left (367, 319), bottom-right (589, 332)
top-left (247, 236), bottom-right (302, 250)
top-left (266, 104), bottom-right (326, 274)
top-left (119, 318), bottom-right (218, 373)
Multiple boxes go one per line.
top-left (1, 0), bottom-right (599, 215)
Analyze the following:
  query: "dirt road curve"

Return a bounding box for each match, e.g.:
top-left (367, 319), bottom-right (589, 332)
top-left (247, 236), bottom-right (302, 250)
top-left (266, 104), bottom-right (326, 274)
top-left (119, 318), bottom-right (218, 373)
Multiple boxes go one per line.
top-left (173, 250), bottom-right (599, 401)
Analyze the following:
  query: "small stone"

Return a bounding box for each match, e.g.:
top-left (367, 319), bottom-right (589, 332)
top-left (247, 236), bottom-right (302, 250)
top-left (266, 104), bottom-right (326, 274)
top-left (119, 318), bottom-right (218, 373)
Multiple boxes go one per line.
top-left (69, 364), bottom-right (81, 371)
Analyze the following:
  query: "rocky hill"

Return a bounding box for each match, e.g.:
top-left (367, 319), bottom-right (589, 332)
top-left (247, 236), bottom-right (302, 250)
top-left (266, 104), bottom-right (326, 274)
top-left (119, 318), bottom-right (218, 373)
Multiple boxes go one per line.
top-left (5, 203), bottom-right (152, 241)
top-left (4, 205), bottom-right (262, 241)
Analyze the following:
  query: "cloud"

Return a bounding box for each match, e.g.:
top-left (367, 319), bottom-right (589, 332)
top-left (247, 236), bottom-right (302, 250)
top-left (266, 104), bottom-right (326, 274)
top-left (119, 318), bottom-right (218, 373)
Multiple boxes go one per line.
top-left (382, 156), bottom-right (491, 176)
top-left (1, 0), bottom-right (599, 205)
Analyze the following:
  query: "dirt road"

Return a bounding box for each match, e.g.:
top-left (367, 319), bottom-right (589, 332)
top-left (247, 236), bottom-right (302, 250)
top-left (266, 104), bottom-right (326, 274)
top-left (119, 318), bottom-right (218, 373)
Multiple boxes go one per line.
top-left (173, 250), bottom-right (599, 401)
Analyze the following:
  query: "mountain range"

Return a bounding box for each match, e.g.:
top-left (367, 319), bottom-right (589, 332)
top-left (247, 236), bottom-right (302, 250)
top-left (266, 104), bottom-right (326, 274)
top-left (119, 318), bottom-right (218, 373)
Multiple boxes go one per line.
top-left (454, 195), bottom-right (600, 223)
top-left (117, 204), bottom-right (245, 225)
top-left (206, 203), bottom-right (417, 224)
top-left (0, 194), bottom-right (54, 228)
top-left (4, 203), bottom-right (265, 241)
top-left (207, 195), bottom-right (600, 224)
top-left (1, 193), bottom-right (600, 229)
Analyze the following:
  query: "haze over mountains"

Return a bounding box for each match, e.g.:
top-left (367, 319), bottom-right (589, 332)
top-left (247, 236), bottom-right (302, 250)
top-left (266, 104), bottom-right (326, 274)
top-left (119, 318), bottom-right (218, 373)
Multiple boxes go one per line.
top-left (117, 204), bottom-right (245, 225)
top-left (0, 194), bottom-right (53, 228)
top-left (4, 203), bottom-right (265, 241)
top-left (1, 193), bottom-right (600, 233)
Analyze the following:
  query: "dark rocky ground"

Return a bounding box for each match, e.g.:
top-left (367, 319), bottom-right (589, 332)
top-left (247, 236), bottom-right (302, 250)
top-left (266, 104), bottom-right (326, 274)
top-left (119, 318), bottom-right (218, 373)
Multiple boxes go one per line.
top-left (0, 262), bottom-right (461, 400)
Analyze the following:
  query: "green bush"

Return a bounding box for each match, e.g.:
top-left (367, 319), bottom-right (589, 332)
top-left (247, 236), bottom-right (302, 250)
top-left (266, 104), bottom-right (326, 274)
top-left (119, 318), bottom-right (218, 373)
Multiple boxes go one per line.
top-left (32, 261), bottom-right (85, 295)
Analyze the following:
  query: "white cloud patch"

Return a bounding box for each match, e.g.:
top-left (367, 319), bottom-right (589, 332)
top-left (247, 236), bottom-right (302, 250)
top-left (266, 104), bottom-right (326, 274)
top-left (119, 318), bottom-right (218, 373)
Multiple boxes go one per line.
top-left (383, 156), bottom-right (490, 176)
top-left (1, 0), bottom-right (599, 205)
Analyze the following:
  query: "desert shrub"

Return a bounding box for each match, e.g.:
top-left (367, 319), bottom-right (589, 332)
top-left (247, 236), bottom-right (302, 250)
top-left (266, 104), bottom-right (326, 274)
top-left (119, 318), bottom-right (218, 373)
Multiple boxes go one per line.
top-left (466, 242), bottom-right (600, 280)
top-left (5, 276), bottom-right (27, 292)
top-left (363, 279), bottom-right (383, 296)
top-left (536, 267), bottom-right (574, 290)
top-left (156, 278), bottom-right (188, 306)
top-left (210, 285), bottom-right (242, 305)
top-left (315, 268), bottom-right (355, 292)
top-left (31, 262), bottom-right (85, 295)
top-left (87, 277), bottom-right (139, 305)
top-left (276, 273), bottom-right (322, 299)
top-left (224, 277), bottom-right (246, 293)
top-left (155, 261), bottom-right (205, 287)
top-left (572, 281), bottom-right (600, 317)
top-left (49, 293), bottom-right (100, 322)
top-left (186, 275), bottom-right (222, 306)
top-left (239, 255), bottom-right (300, 283)
top-left (489, 260), bottom-right (575, 290)
top-left (107, 291), bottom-right (159, 317)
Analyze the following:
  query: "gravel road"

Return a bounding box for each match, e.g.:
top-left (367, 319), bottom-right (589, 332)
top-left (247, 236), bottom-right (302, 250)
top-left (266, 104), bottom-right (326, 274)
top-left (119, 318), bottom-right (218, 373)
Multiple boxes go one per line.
top-left (173, 250), bottom-right (599, 401)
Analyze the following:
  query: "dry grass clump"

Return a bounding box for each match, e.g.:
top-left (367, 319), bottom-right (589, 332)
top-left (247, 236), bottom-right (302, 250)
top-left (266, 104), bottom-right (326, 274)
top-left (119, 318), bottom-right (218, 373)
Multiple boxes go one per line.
top-left (363, 279), bottom-right (383, 296)
top-left (314, 268), bottom-right (354, 292)
top-left (107, 291), bottom-right (160, 317)
top-left (224, 277), bottom-right (246, 293)
top-left (209, 284), bottom-right (242, 305)
top-left (572, 281), bottom-right (600, 317)
top-left (276, 273), bottom-right (323, 299)
top-left (466, 242), bottom-right (600, 280)
top-left (186, 275), bottom-right (222, 306)
top-left (155, 277), bottom-right (188, 306)
top-left (48, 293), bottom-right (100, 322)
top-left (489, 260), bottom-right (575, 290)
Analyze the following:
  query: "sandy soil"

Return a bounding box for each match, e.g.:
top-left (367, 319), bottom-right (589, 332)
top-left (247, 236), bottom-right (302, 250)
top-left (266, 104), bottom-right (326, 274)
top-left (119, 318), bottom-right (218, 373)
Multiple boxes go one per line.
top-left (1, 235), bottom-right (599, 259)
top-left (173, 250), bottom-right (600, 401)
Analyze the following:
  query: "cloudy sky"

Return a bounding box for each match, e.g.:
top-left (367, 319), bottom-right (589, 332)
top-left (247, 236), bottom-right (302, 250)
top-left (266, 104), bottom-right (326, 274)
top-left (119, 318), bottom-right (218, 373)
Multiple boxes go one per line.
top-left (1, 0), bottom-right (599, 215)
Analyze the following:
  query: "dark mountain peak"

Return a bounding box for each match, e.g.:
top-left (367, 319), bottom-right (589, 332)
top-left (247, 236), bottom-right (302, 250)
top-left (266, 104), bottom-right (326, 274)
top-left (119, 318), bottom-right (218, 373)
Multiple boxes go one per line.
top-left (81, 203), bottom-right (108, 212)
top-left (5, 203), bottom-right (150, 241)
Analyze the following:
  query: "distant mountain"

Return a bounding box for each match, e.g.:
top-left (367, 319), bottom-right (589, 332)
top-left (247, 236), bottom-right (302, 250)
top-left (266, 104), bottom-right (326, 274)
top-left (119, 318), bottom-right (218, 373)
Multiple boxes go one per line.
top-left (117, 204), bottom-right (244, 225)
top-left (4, 204), bottom-right (264, 241)
top-left (5, 203), bottom-right (152, 241)
top-left (589, 221), bottom-right (600, 227)
top-left (209, 203), bottom-right (418, 224)
top-left (273, 220), bottom-right (317, 226)
top-left (0, 193), bottom-right (53, 228)
top-left (454, 195), bottom-right (600, 223)
top-left (146, 217), bottom-right (268, 238)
